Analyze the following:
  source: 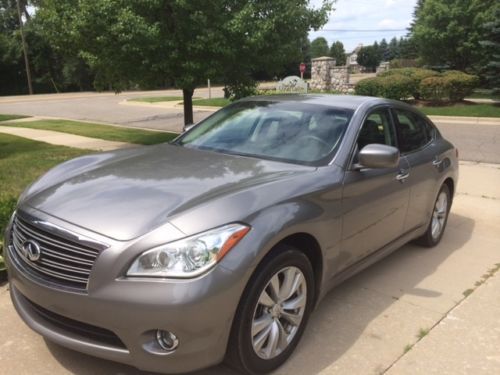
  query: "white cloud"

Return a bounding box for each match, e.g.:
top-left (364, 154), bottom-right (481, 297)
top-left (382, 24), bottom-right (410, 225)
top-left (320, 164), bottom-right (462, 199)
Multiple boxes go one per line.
top-left (309, 0), bottom-right (417, 51)
top-left (378, 18), bottom-right (397, 27)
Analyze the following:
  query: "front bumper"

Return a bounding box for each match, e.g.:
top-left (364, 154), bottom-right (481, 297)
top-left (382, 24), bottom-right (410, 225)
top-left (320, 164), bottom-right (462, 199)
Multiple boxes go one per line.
top-left (5, 226), bottom-right (247, 374)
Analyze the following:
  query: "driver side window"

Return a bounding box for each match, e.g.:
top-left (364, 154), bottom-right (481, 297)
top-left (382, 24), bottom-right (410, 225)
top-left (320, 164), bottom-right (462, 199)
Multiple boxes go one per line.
top-left (357, 109), bottom-right (396, 150)
top-left (358, 108), bottom-right (396, 151)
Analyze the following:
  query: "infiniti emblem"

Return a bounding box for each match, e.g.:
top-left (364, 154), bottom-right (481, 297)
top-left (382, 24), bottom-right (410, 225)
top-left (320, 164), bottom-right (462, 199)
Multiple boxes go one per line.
top-left (22, 240), bottom-right (42, 262)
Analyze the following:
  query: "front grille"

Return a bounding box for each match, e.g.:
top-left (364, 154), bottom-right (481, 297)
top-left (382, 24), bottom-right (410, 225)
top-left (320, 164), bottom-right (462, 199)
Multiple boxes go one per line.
top-left (10, 215), bottom-right (101, 291)
top-left (23, 294), bottom-right (126, 349)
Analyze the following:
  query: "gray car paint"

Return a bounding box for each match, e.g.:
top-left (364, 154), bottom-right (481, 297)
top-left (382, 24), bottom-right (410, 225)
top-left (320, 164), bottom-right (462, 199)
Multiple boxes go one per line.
top-left (5, 95), bottom-right (458, 374)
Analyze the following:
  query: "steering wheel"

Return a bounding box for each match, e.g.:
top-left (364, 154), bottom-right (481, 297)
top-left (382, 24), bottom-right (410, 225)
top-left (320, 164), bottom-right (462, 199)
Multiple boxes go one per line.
top-left (300, 135), bottom-right (330, 149)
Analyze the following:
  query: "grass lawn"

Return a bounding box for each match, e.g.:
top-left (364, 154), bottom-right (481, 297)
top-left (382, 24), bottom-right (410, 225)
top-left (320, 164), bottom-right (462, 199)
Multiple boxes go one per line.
top-left (0, 119), bottom-right (178, 145)
top-left (192, 98), bottom-right (231, 107)
top-left (0, 114), bottom-right (28, 122)
top-left (418, 103), bottom-right (500, 118)
top-left (0, 134), bottom-right (90, 259)
top-left (129, 96), bottom-right (183, 103)
top-left (468, 89), bottom-right (500, 100)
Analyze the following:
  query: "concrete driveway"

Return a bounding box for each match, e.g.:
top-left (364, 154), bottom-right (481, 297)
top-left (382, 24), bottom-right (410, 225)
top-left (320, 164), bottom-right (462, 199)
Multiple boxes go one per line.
top-left (1, 161), bottom-right (499, 374)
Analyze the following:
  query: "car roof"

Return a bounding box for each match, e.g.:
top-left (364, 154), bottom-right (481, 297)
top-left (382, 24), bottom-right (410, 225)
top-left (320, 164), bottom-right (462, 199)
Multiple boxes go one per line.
top-left (239, 94), bottom-right (393, 111)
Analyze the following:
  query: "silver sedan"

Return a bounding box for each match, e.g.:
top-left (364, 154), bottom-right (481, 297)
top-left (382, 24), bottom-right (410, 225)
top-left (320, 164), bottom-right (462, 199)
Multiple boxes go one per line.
top-left (5, 95), bottom-right (458, 374)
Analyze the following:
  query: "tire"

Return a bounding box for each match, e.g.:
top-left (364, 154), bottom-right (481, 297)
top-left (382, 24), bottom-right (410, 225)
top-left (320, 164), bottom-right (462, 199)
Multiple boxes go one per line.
top-left (415, 184), bottom-right (451, 247)
top-left (226, 245), bottom-right (315, 374)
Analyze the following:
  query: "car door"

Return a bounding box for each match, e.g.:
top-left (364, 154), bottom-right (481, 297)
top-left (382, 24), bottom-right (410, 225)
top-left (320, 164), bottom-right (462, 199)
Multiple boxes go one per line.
top-left (340, 107), bottom-right (411, 269)
top-left (391, 108), bottom-right (441, 232)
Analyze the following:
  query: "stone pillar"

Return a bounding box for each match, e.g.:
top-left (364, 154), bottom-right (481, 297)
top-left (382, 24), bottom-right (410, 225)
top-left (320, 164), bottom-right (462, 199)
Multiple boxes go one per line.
top-left (330, 66), bottom-right (350, 93)
top-left (310, 56), bottom-right (336, 91)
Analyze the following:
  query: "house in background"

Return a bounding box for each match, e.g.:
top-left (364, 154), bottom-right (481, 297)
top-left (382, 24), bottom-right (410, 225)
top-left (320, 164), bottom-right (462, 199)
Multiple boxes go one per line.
top-left (347, 43), bottom-right (363, 73)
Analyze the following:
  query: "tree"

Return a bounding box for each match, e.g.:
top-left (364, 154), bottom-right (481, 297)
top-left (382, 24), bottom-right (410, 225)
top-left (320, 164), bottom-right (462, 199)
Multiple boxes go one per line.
top-left (310, 37), bottom-right (329, 58)
top-left (356, 45), bottom-right (382, 72)
top-left (412, 0), bottom-right (497, 71)
top-left (479, 5), bottom-right (500, 93)
top-left (329, 40), bottom-right (346, 65)
top-left (409, 0), bottom-right (425, 33)
top-left (0, 0), bottom-right (94, 95)
top-left (388, 37), bottom-right (400, 60)
top-left (399, 37), bottom-right (418, 59)
top-left (378, 39), bottom-right (389, 61)
top-left (39, 1), bottom-right (332, 125)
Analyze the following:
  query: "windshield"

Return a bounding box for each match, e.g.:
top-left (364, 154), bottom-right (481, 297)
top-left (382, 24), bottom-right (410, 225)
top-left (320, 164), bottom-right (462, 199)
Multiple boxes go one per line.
top-left (176, 100), bottom-right (354, 166)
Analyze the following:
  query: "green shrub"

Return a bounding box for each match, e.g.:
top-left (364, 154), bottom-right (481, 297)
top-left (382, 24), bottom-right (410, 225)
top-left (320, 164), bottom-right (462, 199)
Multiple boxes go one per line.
top-left (0, 195), bottom-right (17, 236)
top-left (442, 71), bottom-right (479, 101)
top-left (355, 75), bottom-right (414, 100)
top-left (389, 59), bottom-right (419, 69)
top-left (379, 75), bottom-right (414, 100)
top-left (0, 196), bottom-right (17, 274)
top-left (419, 72), bottom-right (480, 102)
top-left (378, 68), bottom-right (439, 99)
top-left (420, 76), bottom-right (449, 102)
top-left (355, 77), bottom-right (383, 97)
top-left (0, 251), bottom-right (5, 272)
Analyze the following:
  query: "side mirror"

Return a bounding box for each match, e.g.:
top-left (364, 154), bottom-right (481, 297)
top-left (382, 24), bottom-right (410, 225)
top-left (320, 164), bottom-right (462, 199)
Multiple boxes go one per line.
top-left (357, 144), bottom-right (400, 169)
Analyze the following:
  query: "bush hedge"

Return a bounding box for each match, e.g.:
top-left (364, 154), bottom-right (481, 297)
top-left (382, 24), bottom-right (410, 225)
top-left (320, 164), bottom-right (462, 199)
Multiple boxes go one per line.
top-left (355, 68), bottom-right (479, 102)
top-left (0, 195), bottom-right (16, 236)
top-left (419, 76), bottom-right (449, 102)
top-left (441, 71), bottom-right (479, 101)
top-left (353, 77), bottom-right (383, 97)
top-left (378, 68), bottom-right (438, 99)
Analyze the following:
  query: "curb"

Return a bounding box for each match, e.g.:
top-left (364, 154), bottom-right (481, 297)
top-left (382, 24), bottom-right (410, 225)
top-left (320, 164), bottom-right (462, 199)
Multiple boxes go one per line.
top-left (428, 115), bottom-right (500, 125)
top-left (120, 99), bottom-right (220, 112)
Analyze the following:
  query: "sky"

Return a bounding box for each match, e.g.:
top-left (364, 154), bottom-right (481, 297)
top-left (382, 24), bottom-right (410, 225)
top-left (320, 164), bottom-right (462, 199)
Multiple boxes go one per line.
top-left (309, 0), bottom-right (418, 52)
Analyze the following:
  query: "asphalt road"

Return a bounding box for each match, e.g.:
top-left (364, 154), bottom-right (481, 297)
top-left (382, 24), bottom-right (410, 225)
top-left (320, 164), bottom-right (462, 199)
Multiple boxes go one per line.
top-left (0, 88), bottom-right (224, 133)
top-left (0, 89), bottom-right (498, 163)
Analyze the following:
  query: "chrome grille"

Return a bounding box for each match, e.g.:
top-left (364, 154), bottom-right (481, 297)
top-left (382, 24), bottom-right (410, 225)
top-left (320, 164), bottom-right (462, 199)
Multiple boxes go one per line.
top-left (10, 216), bottom-right (102, 291)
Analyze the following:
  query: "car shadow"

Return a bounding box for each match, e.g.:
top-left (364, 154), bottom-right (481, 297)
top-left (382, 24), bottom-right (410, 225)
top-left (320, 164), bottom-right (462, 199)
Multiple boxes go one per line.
top-left (45, 212), bottom-right (475, 375)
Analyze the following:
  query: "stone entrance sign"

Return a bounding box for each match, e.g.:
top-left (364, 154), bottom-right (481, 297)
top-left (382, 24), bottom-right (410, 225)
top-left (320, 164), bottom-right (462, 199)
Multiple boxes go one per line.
top-left (276, 75), bottom-right (308, 93)
top-left (310, 56), bottom-right (350, 93)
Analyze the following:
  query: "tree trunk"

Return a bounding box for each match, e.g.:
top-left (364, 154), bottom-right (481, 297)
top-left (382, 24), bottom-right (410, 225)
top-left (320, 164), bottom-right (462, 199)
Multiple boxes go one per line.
top-left (183, 88), bottom-right (194, 126)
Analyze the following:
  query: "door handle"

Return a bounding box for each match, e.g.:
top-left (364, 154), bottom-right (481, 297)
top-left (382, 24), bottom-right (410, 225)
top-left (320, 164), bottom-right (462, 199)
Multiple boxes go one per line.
top-left (396, 170), bottom-right (410, 182)
top-left (432, 158), bottom-right (443, 168)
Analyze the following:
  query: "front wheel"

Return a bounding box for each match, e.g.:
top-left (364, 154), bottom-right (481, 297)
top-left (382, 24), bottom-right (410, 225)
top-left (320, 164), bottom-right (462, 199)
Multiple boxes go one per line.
top-left (415, 184), bottom-right (451, 247)
top-left (226, 246), bottom-right (314, 374)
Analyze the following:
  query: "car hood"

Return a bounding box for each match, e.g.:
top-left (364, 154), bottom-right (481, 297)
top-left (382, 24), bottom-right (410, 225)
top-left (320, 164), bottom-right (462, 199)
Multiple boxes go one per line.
top-left (22, 144), bottom-right (314, 240)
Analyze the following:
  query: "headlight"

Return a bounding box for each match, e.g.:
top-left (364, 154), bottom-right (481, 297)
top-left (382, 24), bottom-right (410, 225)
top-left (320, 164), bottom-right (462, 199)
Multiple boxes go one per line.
top-left (127, 223), bottom-right (250, 278)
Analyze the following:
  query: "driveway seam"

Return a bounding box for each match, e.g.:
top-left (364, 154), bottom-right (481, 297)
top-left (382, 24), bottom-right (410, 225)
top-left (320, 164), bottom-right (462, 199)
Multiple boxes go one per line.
top-left (381, 261), bottom-right (500, 374)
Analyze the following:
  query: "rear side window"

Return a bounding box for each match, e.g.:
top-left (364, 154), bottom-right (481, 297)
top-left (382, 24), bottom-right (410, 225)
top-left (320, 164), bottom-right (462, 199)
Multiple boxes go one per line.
top-left (393, 109), bottom-right (432, 153)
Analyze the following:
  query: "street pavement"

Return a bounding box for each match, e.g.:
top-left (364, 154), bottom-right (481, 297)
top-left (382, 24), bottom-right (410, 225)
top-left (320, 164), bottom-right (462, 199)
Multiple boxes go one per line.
top-left (0, 88), bottom-right (224, 133)
top-left (0, 89), bottom-right (499, 164)
top-left (0, 161), bottom-right (499, 374)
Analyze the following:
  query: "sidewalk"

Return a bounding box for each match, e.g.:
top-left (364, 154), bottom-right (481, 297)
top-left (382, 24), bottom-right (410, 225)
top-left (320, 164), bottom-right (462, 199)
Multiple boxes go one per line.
top-left (0, 125), bottom-right (132, 151)
top-left (429, 115), bottom-right (500, 125)
top-left (386, 269), bottom-right (500, 374)
top-left (383, 162), bottom-right (500, 374)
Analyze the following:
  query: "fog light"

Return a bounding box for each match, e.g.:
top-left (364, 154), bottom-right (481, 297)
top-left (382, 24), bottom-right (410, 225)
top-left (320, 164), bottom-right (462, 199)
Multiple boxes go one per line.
top-left (156, 330), bottom-right (179, 351)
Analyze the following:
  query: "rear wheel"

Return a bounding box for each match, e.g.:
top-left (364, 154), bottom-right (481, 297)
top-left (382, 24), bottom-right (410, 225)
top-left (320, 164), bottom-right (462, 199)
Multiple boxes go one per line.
top-left (226, 246), bottom-right (314, 374)
top-left (415, 184), bottom-right (451, 247)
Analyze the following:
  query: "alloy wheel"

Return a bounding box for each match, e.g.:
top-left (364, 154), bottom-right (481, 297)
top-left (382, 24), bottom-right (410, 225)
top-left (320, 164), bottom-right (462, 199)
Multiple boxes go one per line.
top-left (431, 191), bottom-right (448, 240)
top-left (251, 266), bottom-right (307, 360)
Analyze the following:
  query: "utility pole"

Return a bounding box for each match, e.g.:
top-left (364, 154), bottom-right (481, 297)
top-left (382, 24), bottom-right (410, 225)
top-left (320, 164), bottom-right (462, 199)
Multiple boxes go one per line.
top-left (16, 0), bottom-right (33, 95)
